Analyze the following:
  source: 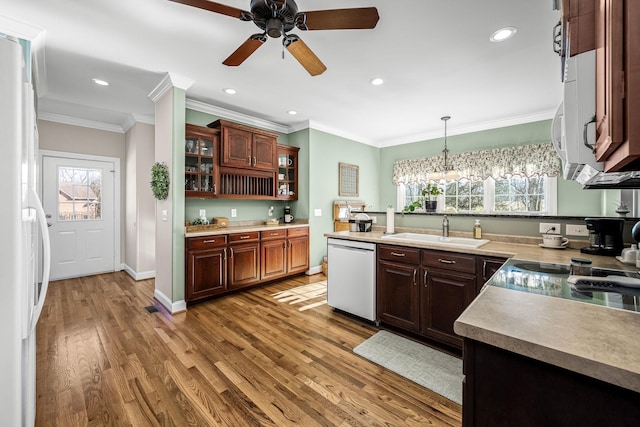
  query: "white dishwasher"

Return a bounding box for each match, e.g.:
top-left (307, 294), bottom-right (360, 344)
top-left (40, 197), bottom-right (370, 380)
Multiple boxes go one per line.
top-left (327, 238), bottom-right (377, 321)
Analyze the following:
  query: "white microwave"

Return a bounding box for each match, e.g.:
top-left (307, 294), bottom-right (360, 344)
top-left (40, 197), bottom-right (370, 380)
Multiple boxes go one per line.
top-left (551, 49), bottom-right (602, 180)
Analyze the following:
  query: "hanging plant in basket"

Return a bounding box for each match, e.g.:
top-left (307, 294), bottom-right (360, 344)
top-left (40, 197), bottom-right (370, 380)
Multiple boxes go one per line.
top-left (150, 162), bottom-right (170, 200)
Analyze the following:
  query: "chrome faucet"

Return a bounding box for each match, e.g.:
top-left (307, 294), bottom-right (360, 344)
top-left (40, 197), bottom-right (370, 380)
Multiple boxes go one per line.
top-left (442, 215), bottom-right (449, 237)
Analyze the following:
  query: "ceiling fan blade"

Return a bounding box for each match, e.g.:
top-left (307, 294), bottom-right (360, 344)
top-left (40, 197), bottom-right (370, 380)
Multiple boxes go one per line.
top-left (223, 34), bottom-right (267, 66)
top-left (170, 0), bottom-right (250, 19)
top-left (295, 8), bottom-right (379, 31)
top-left (284, 35), bottom-right (327, 76)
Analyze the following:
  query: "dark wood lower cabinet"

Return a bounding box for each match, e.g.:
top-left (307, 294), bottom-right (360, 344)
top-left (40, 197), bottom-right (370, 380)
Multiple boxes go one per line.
top-left (377, 245), bottom-right (505, 350)
top-left (186, 227), bottom-right (309, 303)
top-left (421, 267), bottom-right (475, 348)
top-left (185, 235), bottom-right (228, 301)
top-left (228, 242), bottom-right (261, 289)
top-left (261, 238), bottom-right (287, 280)
top-left (287, 235), bottom-right (309, 274)
top-left (463, 339), bottom-right (640, 426)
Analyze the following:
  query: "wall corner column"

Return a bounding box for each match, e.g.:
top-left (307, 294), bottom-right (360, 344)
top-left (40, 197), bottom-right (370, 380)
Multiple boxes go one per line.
top-left (148, 73), bottom-right (193, 313)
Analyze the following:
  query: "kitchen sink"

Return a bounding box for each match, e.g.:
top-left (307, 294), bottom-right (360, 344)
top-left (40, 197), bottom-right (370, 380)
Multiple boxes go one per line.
top-left (381, 232), bottom-right (489, 248)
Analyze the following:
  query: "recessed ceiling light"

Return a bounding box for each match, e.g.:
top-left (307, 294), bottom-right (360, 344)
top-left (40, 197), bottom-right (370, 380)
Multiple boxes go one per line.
top-left (223, 88), bottom-right (237, 95)
top-left (370, 77), bottom-right (384, 86)
top-left (490, 26), bottom-right (517, 42)
top-left (287, 110), bottom-right (298, 115)
top-left (92, 78), bottom-right (109, 86)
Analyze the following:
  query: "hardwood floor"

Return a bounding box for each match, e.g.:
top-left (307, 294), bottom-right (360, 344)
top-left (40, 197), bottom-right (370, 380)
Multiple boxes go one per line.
top-left (36, 272), bottom-right (462, 426)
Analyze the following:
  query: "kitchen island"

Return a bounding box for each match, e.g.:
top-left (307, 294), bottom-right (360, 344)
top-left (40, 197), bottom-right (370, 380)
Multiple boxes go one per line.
top-left (325, 228), bottom-right (640, 425)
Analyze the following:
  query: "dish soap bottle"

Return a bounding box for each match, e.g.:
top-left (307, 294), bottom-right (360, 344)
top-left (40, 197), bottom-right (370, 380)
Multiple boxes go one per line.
top-left (473, 219), bottom-right (482, 239)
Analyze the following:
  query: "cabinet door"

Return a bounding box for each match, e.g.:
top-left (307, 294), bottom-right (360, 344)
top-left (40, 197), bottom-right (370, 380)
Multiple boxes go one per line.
top-left (253, 134), bottom-right (277, 170)
top-left (421, 267), bottom-right (475, 348)
top-left (377, 260), bottom-right (420, 332)
top-left (185, 124), bottom-right (219, 199)
top-left (287, 236), bottom-right (309, 274)
top-left (228, 242), bottom-right (261, 289)
top-left (185, 247), bottom-right (226, 301)
top-left (261, 239), bottom-right (287, 280)
top-left (594, 0), bottom-right (625, 162)
top-left (221, 126), bottom-right (253, 168)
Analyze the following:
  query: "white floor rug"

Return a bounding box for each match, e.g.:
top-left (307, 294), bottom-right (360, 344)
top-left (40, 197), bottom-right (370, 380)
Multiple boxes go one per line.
top-left (271, 281), bottom-right (327, 311)
top-left (353, 330), bottom-right (463, 404)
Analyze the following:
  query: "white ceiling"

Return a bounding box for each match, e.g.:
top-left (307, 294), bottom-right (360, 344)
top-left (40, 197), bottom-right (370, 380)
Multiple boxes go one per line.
top-left (1, 0), bottom-right (563, 147)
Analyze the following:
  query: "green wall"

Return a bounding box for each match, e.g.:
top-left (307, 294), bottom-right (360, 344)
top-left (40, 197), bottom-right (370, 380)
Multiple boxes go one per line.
top-left (307, 129), bottom-right (380, 267)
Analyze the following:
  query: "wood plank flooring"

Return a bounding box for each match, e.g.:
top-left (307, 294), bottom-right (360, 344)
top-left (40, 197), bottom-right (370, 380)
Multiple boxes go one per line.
top-left (35, 272), bottom-right (462, 426)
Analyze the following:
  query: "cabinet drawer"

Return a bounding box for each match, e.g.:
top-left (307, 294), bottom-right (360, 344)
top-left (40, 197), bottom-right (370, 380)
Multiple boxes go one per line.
top-left (187, 235), bottom-right (228, 249)
top-left (228, 231), bottom-right (260, 243)
top-left (261, 229), bottom-right (287, 240)
top-left (378, 245), bottom-right (421, 264)
top-left (422, 250), bottom-right (476, 273)
top-left (287, 227), bottom-right (309, 237)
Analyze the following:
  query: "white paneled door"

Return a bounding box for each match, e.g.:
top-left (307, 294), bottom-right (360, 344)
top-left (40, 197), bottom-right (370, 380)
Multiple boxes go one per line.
top-left (43, 155), bottom-right (115, 280)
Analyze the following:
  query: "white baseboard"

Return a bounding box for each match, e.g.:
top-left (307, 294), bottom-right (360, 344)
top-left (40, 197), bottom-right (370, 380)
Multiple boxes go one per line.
top-left (154, 288), bottom-right (187, 314)
top-left (306, 265), bottom-right (323, 275)
top-left (123, 263), bottom-right (156, 281)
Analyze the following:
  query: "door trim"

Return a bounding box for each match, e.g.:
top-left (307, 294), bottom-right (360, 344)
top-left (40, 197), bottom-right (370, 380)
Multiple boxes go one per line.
top-left (39, 150), bottom-right (121, 275)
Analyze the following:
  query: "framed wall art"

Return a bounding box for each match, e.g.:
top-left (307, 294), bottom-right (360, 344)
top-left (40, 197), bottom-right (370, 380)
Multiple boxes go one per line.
top-left (338, 162), bottom-right (359, 197)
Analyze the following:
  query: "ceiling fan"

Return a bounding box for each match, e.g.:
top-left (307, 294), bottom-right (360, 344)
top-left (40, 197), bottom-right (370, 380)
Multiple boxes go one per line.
top-left (170, 0), bottom-right (380, 76)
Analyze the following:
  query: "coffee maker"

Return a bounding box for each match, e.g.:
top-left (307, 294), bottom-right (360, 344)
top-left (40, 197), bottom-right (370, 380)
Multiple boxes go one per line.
top-left (580, 217), bottom-right (625, 256)
top-left (284, 206), bottom-right (294, 224)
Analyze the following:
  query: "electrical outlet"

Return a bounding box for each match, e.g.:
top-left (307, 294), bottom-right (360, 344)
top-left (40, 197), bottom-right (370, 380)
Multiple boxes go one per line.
top-left (314, 208), bottom-right (322, 217)
top-left (566, 224), bottom-right (589, 236)
top-left (199, 209), bottom-right (206, 218)
top-left (539, 222), bottom-right (561, 234)
top-left (371, 216), bottom-right (377, 224)
top-left (231, 208), bottom-right (237, 218)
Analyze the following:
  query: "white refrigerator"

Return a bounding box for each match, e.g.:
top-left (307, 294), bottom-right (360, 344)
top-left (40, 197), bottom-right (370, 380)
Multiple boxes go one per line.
top-left (0, 36), bottom-right (51, 426)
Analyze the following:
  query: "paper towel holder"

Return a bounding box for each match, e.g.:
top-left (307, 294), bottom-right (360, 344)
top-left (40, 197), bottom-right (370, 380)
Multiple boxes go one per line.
top-left (384, 205), bottom-right (396, 235)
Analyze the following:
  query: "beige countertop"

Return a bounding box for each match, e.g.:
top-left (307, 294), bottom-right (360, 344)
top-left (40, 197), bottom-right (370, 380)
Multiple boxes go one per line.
top-left (185, 222), bottom-right (309, 238)
top-left (324, 228), bottom-right (640, 392)
top-left (324, 229), bottom-right (638, 271)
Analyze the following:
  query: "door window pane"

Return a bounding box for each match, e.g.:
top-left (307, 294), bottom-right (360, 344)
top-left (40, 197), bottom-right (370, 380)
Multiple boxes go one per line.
top-left (57, 167), bottom-right (102, 220)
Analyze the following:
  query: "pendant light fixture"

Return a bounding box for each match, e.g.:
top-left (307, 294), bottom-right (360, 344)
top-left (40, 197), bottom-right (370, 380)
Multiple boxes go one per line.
top-left (430, 115), bottom-right (460, 181)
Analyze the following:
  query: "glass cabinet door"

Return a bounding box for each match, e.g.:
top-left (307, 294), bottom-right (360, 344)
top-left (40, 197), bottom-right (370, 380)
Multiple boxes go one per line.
top-left (276, 145), bottom-right (299, 200)
top-left (185, 125), bottom-right (218, 198)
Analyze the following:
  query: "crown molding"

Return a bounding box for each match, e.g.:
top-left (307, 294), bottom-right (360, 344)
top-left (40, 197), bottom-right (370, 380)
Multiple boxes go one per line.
top-left (306, 120), bottom-right (374, 146)
top-left (148, 72), bottom-right (194, 102)
top-left (122, 113), bottom-right (155, 132)
top-left (0, 15), bottom-right (44, 40)
top-left (186, 99), bottom-right (289, 134)
top-left (379, 110), bottom-right (557, 148)
top-left (38, 112), bottom-right (125, 133)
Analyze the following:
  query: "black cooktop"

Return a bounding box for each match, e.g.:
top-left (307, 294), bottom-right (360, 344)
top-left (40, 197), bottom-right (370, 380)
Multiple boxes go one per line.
top-left (486, 259), bottom-right (640, 313)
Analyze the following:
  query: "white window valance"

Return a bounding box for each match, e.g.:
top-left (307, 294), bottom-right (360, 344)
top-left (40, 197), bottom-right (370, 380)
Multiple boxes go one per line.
top-left (392, 143), bottom-right (560, 185)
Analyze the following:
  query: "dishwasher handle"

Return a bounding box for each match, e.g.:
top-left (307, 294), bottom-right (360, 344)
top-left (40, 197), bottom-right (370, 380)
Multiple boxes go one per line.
top-left (328, 244), bottom-right (374, 254)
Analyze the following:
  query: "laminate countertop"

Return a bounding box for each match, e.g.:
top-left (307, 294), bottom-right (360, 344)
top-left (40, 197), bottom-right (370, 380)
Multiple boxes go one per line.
top-left (185, 223), bottom-right (309, 238)
top-left (324, 229), bottom-right (640, 393)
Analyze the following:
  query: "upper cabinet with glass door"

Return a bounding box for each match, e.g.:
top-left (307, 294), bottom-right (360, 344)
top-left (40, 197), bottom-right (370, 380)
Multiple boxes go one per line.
top-left (276, 144), bottom-right (299, 200)
top-left (185, 124), bottom-right (219, 199)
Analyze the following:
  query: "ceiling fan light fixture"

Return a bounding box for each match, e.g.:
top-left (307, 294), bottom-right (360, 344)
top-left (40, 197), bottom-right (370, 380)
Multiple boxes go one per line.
top-left (223, 88), bottom-right (237, 95)
top-left (490, 26), bottom-right (517, 42)
top-left (266, 18), bottom-right (283, 38)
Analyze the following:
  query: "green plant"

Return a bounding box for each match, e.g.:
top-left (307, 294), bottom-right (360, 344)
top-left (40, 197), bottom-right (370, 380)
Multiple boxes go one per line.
top-left (190, 218), bottom-right (206, 225)
top-left (402, 183), bottom-right (443, 212)
top-left (150, 162), bottom-right (170, 200)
